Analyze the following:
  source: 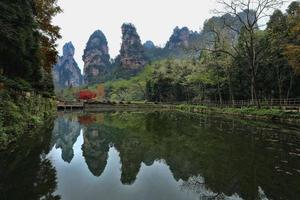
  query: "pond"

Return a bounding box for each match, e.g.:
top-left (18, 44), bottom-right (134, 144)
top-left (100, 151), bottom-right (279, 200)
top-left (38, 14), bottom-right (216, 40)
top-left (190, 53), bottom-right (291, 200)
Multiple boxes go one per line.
top-left (1, 111), bottom-right (300, 200)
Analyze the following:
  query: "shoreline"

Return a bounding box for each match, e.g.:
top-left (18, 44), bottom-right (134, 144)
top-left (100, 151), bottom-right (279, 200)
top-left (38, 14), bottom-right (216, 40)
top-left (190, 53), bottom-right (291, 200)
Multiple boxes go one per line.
top-left (174, 104), bottom-right (300, 125)
top-left (57, 102), bottom-right (300, 125)
top-left (0, 93), bottom-right (56, 151)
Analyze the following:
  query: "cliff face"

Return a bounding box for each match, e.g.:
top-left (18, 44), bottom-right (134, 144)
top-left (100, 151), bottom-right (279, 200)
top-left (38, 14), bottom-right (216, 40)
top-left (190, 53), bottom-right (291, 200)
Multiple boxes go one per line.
top-left (164, 11), bottom-right (256, 55)
top-left (166, 27), bottom-right (191, 49)
top-left (201, 10), bottom-right (257, 48)
top-left (53, 42), bottom-right (83, 89)
top-left (119, 23), bottom-right (146, 70)
top-left (83, 30), bottom-right (111, 84)
top-left (163, 27), bottom-right (202, 58)
top-left (201, 14), bottom-right (238, 46)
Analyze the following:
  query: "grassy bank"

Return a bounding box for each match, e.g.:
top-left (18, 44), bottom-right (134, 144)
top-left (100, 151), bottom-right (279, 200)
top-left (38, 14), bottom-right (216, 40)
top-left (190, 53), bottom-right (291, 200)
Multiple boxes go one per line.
top-left (175, 104), bottom-right (300, 124)
top-left (0, 91), bottom-right (56, 150)
top-left (81, 101), bottom-right (300, 124)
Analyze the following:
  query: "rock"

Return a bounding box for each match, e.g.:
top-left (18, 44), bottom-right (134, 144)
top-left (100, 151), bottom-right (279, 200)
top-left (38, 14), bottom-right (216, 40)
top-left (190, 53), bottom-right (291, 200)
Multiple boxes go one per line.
top-left (201, 10), bottom-right (257, 48)
top-left (166, 26), bottom-right (191, 49)
top-left (119, 23), bottom-right (146, 70)
top-left (53, 42), bottom-right (83, 89)
top-left (164, 27), bottom-right (202, 59)
top-left (83, 30), bottom-right (111, 84)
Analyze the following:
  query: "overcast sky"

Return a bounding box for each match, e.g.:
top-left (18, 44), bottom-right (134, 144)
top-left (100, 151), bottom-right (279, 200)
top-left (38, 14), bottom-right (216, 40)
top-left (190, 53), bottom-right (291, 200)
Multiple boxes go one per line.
top-left (53, 0), bottom-right (292, 71)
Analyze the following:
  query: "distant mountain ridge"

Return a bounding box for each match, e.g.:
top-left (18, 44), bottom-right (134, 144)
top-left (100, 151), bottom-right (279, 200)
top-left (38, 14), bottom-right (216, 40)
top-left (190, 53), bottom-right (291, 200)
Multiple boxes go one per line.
top-left (54, 10), bottom-right (254, 88)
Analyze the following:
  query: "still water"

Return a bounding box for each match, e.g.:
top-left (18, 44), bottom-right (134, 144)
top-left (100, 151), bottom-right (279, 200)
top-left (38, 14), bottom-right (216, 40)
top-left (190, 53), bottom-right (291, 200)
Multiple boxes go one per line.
top-left (1, 111), bottom-right (300, 200)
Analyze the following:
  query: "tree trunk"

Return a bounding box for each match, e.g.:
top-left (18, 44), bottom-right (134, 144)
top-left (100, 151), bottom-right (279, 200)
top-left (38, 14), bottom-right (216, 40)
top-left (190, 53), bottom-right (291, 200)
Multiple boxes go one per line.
top-left (216, 68), bottom-right (222, 104)
top-left (287, 67), bottom-right (293, 99)
top-left (251, 75), bottom-right (255, 103)
top-left (137, 83), bottom-right (146, 100)
top-left (186, 87), bottom-right (191, 103)
top-left (228, 78), bottom-right (234, 105)
top-left (250, 32), bottom-right (260, 108)
top-left (276, 65), bottom-right (283, 100)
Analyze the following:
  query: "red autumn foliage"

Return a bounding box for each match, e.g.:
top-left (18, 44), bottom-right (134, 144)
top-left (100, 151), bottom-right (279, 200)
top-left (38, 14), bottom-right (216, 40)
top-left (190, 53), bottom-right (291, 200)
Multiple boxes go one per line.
top-left (78, 90), bottom-right (97, 100)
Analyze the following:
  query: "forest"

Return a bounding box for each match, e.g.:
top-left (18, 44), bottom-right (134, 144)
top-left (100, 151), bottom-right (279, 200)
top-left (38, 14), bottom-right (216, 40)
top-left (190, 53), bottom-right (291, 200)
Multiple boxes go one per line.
top-left (1, 0), bottom-right (300, 199)
top-left (0, 0), bottom-right (61, 147)
top-left (105, 1), bottom-right (300, 105)
top-left (1, 0), bottom-right (300, 146)
top-left (0, 0), bottom-right (61, 95)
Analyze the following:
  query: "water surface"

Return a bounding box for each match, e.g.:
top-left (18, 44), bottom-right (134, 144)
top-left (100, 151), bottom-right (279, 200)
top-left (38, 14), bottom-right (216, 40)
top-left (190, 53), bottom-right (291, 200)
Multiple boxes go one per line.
top-left (1, 111), bottom-right (300, 200)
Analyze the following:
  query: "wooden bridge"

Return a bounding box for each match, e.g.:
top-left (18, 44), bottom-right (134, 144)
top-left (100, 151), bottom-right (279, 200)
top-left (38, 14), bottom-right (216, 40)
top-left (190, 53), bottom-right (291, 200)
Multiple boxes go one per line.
top-left (57, 101), bottom-right (84, 111)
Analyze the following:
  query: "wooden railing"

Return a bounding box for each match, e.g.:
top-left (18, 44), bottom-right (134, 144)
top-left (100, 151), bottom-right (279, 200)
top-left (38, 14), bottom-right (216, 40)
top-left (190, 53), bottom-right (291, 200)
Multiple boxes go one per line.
top-left (56, 99), bottom-right (300, 112)
top-left (57, 101), bottom-right (84, 110)
top-left (57, 101), bottom-right (83, 106)
top-left (193, 98), bottom-right (300, 107)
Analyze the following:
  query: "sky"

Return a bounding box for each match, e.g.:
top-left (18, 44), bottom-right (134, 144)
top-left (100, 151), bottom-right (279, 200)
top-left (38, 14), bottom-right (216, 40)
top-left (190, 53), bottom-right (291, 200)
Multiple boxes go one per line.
top-left (53, 0), bottom-right (292, 72)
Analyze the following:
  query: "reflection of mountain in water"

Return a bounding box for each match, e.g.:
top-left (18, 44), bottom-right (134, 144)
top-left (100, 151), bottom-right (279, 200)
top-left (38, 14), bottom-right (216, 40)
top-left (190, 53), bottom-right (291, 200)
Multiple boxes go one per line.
top-left (82, 127), bottom-right (110, 176)
top-left (118, 137), bottom-right (145, 185)
top-left (53, 112), bottom-right (300, 199)
top-left (52, 115), bottom-right (81, 163)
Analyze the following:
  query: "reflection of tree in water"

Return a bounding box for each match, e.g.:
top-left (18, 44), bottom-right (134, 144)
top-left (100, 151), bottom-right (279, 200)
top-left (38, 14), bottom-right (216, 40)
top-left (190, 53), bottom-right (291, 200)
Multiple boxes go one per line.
top-left (181, 176), bottom-right (271, 200)
top-left (181, 176), bottom-right (225, 200)
top-left (109, 112), bottom-right (300, 199)
top-left (52, 115), bottom-right (81, 163)
top-left (0, 119), bottom-right (60, 200)
top-left (79, 114), bottom-right (104, 126)
top-left (78, 112), bottom-right (300, 199)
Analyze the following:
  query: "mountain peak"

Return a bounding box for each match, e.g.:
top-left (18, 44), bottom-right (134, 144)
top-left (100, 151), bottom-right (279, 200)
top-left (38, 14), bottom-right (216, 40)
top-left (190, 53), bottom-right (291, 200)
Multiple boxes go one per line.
top-left (63, 42), bottom-right (75, 57)
top-left (53, 42), bottom-right (83, 88)
top-left (119, 23), bottom-right (146, 71)
top-left (83, 29), bottom-right (111, 84)
top-left (166, 26), bottom-right (191, 49)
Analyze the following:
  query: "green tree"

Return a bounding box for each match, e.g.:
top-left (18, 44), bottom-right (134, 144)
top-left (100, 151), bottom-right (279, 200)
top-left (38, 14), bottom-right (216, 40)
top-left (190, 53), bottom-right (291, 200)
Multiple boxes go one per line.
top-left (266, 10), bottom-right (293, 99)
top-left (0, 0), bottom-right (42, 86)
top-left (284, 1), bottom-right (300, 75)
top-left (215, 0), bottom-right (284, 106)
top-left (34, 0), bottom-right (62, 73)
top-left (0, 0), bottom-right (61, 95)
